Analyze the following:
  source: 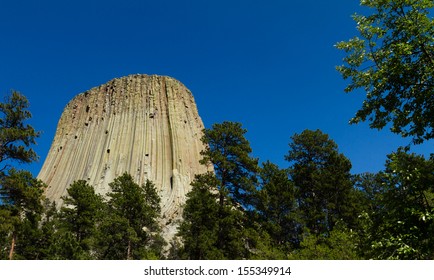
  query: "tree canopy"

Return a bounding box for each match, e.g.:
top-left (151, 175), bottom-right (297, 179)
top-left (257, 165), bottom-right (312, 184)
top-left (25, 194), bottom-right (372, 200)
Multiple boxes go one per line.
top-left (0, 91), bottom-right (43, 260)
top-left (357, 151), bottom-right (434, 259)
top-left (200, 121), bottom-right (259, 208)
top-left (103, 173), bottom-right (165, 260)
top-left (336, 0), bottom-right (434, 144)
top-left (285, 129), bottom-right (357, 236)
top-left (0, 91), bottom-right (40, 174)
top-left (177, 122), bottom-right (275, 259)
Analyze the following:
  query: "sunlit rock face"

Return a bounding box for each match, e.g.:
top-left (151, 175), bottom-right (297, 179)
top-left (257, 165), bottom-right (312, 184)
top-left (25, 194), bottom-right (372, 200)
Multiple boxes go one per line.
top-left (38, 74), bottom-right (210, 239)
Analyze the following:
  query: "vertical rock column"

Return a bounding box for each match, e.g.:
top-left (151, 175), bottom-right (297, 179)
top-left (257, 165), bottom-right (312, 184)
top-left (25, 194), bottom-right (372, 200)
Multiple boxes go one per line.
top-left (38, 74), bottom-right (210, 239)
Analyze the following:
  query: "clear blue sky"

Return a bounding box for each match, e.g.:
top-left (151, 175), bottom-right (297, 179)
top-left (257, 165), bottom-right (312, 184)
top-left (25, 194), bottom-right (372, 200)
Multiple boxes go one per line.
top-left (1, 0), bottom-right (432, 176)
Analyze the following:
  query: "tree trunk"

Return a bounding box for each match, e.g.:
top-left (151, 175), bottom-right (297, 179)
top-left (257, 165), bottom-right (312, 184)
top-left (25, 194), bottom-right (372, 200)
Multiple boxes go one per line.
top-left (9, 233), bottom-right (16, 260)
top-left (127, 240), bottom-right (132, 260)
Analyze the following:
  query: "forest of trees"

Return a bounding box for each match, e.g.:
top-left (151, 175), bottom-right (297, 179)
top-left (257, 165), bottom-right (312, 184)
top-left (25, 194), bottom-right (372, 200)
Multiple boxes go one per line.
top-left (1, 0), bottom-right (434, 260)
top-left (1, 93), bottom-right (433, 260)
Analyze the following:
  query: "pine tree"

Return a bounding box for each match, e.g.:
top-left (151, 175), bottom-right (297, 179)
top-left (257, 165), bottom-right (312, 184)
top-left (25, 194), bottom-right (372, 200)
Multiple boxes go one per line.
top-left (56, 180), bottom-right (105, 259)
top-left (36, 199), bottom-right (61, 259)
top-left (100, 173), bottom-right (165, 259)
top-left (177, 173), bottom-right (222, 259)
top-left (200, 121), bottom-right (259, 208)
top-left (178, 122), bottom-right (265, 259)
top-left (0, 208), bottom-right (18, 259)
top-left (0, 91), bottom-right (42, 259)
top-left (285, 129), bottom-right (357, 236)
top-left (0, 169), bottom-right (45, 259)
top-left (256, 161), bottom-right (300, 250)
top-left (0, 91), bottom-right (40, 174)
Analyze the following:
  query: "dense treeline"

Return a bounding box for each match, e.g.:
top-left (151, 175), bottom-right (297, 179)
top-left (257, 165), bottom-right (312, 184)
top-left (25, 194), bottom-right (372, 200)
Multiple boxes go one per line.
top-left (173, 123), bottom-right (434, 260)
top-left (1, 96), bottom-right (433, 259)
top-left (1, 172), bottom-right (165, 260)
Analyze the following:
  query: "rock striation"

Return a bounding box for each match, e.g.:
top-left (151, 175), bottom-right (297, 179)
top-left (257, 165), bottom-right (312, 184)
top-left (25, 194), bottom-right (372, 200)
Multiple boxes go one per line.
top-left (38, 74), bottom-right (210, 239)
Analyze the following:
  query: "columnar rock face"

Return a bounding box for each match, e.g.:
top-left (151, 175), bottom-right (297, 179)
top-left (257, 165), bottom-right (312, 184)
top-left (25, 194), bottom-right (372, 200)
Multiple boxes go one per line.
top-left (38, 74), bottom-right (210, 239)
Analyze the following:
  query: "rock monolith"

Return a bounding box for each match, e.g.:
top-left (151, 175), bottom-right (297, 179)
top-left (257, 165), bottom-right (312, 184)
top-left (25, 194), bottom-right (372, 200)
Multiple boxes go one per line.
top-left (38, 74), bottom-right (210, 239)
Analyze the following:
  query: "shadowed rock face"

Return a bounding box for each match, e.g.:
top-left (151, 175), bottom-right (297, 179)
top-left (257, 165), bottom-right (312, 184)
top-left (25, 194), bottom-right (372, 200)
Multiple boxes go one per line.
top-left (38, 74), bottom-right (210, 239)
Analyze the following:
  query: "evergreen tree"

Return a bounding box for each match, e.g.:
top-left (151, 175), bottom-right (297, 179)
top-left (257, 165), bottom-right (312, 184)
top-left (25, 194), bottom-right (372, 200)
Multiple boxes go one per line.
top-left (98, 211), bottom-right (139, 259)
top-left (178, 121), bottom-right (272, 259)
top-left (0, 169), bottom-right (45, 259)
top-left (177, 173), bottom-right (223, 259)
top-left (56, 180), bottom-right (105, 259)
top-left (0, 91), bottom-right (42, 259)
top-left (353, 172), bottom-right (385, 214)
top-left (36, 199), bottom-right (62, 259)
top-left (285, 129), bottom-right (357, 236)
top-left (200, 121), bottom-right (259, 208)
top-left (0, 208), bottom-right (18, 259)
top-left (201, 121), bottom-right (260, 258)
top-left (0, 91), bottom-right (40, 174)
top-left (256, 161), bottom-right (300, 250)
top-left (100, 173), bottom-right (165, 259)
top-left (177, 172), bottom-right (254, 259)
top-left (201, 122), bottom-right (259, 258)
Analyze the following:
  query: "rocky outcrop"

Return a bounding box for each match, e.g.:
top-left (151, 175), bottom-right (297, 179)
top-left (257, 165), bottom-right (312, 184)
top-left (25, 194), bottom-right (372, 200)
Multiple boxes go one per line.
top-left (38, 74), bottom-right (210, 239)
